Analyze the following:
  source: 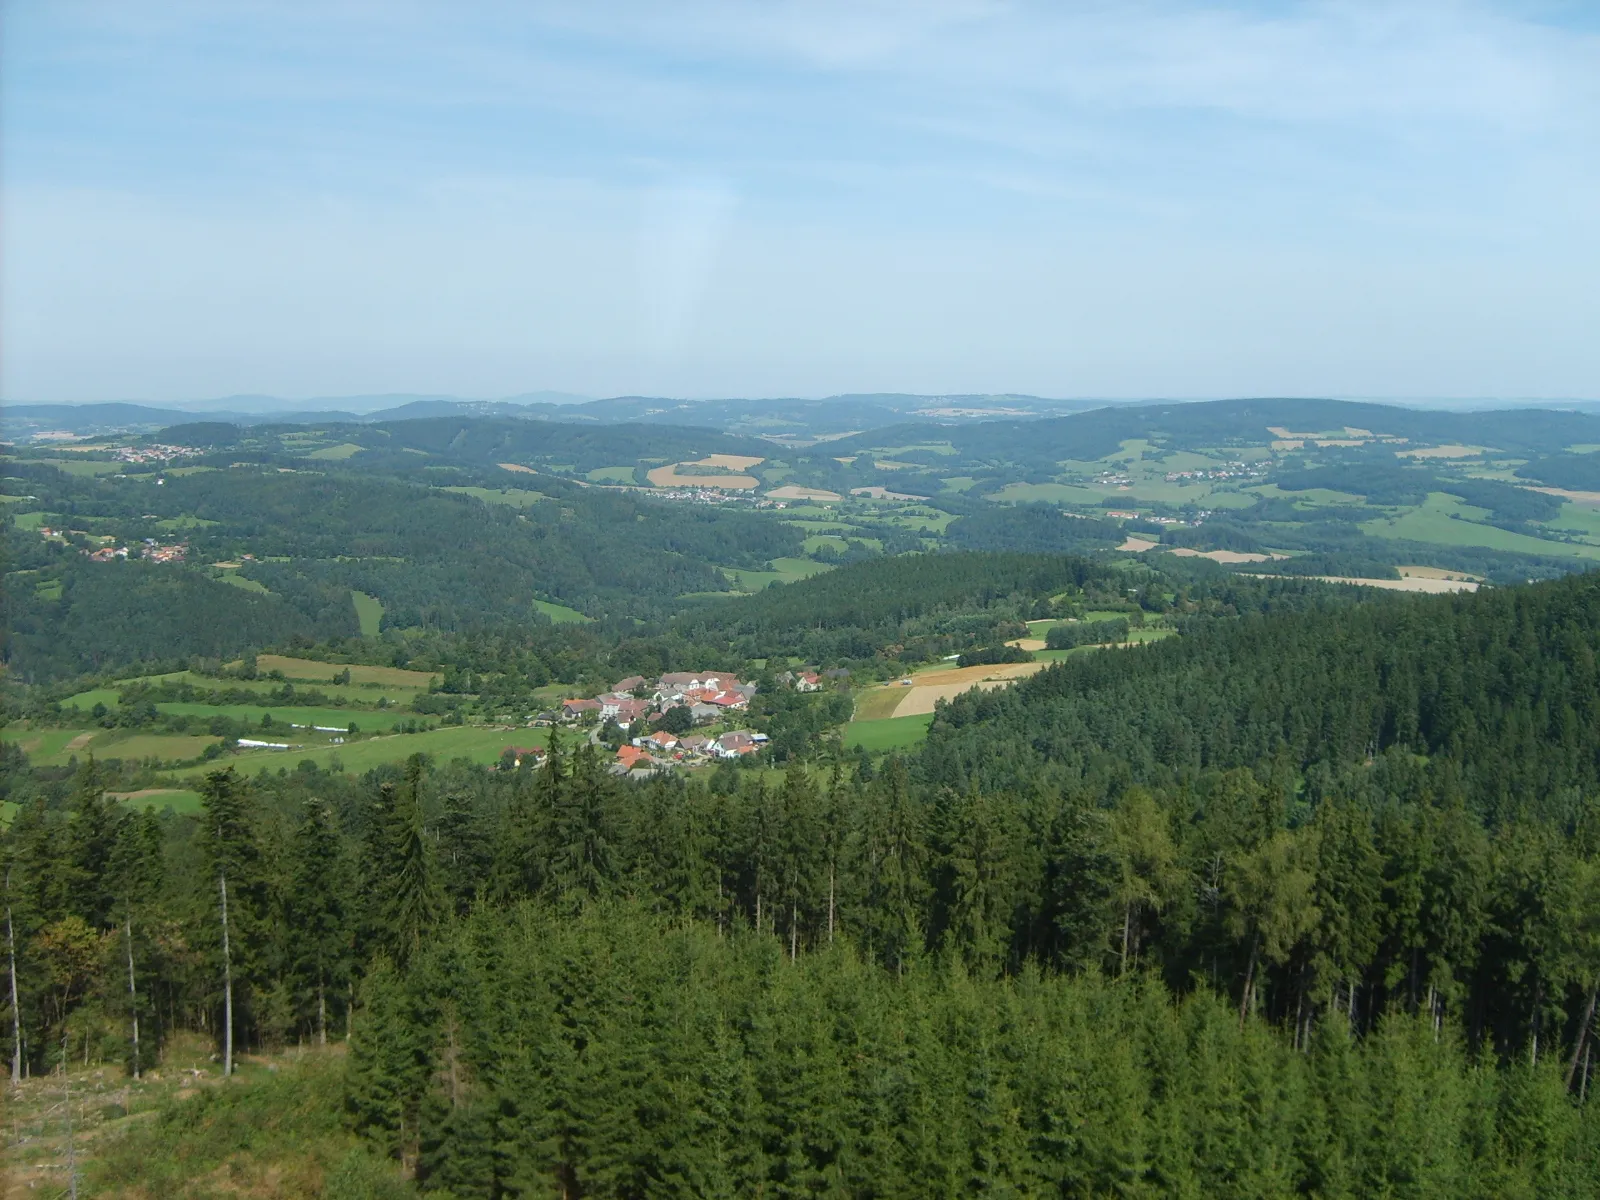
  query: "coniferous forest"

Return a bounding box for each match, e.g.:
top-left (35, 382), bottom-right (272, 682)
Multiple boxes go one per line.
top-left (6, 565), bottom-right (1600, 1195)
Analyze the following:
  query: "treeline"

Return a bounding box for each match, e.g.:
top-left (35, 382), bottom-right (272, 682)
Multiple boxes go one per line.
top-left (675, 552), bottom-right (1133, 666)
top-left (676, 552), bottom-right (1371, 671)
top-left (944, 502), bottom-right (1126, 554)
top-left (4, 725), bottom-right (1600, 1189)
top-left (1045, 616), bottom-right (1130, 648)
top-left (355, 905), bottom-right (1599, 1197)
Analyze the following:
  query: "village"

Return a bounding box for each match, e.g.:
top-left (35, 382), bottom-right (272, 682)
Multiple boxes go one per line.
top-left (508, 667), bottom-right (827, 779)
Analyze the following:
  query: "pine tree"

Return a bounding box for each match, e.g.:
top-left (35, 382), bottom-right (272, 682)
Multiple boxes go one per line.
top-left (385, 779), bottom-right (443, 970)
top-left (199, 767), bottom-right (257, 1077)
top-left (106, 810), bottom-right (163, 1078)
top-left (286, 799), bottom-right (350, 1044)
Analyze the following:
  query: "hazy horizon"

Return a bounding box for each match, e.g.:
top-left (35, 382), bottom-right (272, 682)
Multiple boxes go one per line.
top-left (5, 3), bottom-right (1598, 404)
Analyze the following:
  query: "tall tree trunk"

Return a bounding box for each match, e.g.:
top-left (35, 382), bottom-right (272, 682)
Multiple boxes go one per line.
top-left (219, 869), bottom-right (234, 1078)
top-left (1566, 981), bottom-right (1598, 1090)
top-left (124, 912), bottom-right (141, 1080)
top-left (318, 974), bottom-right (327, 1049)
top-left (1530, 980), bottom-right (1543, 1067)
top-left (790, 903), bottom-right (798, 962)
top-left (827, 864), bottom-right (835, 945)
top-left (1239, 934), bottom-right (1259, 1027)
top-left (7, 898), bottom-right (21, 1085)
top-left (1120, 902), bottom-right (1132, 978)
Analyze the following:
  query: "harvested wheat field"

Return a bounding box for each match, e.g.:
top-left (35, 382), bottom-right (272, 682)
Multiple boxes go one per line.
top-left (1397, 444), bottom-right (1482, 459)
top-left (1245, 574), bottom-right (1478, 593)
top-left (686, 453), bottom-right (766, 470)
top-left (646, 464), bottom-right (761, 489)
top-left (1167, 547), bottom-right (1287, 564)
top-left (893, 662), bottom-right (1047, 716)
top-left (1400, 565), bottom-right (1484, 582)
top-left (766, 485), bottom-right (843, 501)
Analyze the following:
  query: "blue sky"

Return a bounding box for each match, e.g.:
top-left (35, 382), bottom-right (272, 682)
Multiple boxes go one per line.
top-left (4, 1), bottom-right (1598, 403)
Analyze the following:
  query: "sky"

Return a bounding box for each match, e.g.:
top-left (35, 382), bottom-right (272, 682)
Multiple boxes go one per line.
top-left (3, 1), bottom-right (1598, 404)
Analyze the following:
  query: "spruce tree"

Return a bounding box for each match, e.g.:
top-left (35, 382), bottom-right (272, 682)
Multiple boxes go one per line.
top-left (199, 767), bottom-right (257, 1077)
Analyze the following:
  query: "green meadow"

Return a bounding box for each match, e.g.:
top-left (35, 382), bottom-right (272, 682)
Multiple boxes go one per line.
top-left (154, 702), bottom-right (387, 730)
top-left (111, 788), bottom-right (205, 814)
top-left (533, 599), bottom-right (591, 623)
top-left (176, 724), bottom-right (548, 778)
top-left (844, 713), bottom-right (934, 752)
top-left (439, 485), bottom-right (547, 507)
top-left (723, 557), bottom-right (834, 591)
top-left (1362, 493), bottom-right (1600, 559)
top-left (305, 442), bottom-right (363, 460)
top-left (352, 590), bottom-right (384, 635)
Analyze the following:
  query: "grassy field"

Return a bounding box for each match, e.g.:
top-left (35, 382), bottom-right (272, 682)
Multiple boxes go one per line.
top-left (1543, 500), bottom-right (1600, 540)
top-left (39, 458), bottom-right (125, 476)
top-left (27, 730), bottom-right (220, 766)
top-left (70, 670), bottom-right (425, 707)
top-left (216, 572), bottom-right (271, 593)
top-left (802, 534), bottom-right (849, 553)
top-left (533, 598), bottom-right (591, 623)
top-left (254, 655), bottom-right (439, 688)
top-left (586, 466), bottom-right (638, 483)
top-left (305, 441), bottom-right (362, 459)
top-left (844, 713), bottom-right (934, 752)
top-left (439, 485), bottom-right (548, 507)
top-left (61, 686), bottom-right (123, 710)
top-left (1362, 493), bottom-right (1600, 559)
top-left (784, 518), bottom-right (859, 532)
top-left (723, 557), bottom-right (834, 591)
top-left (110, 787), bottom-right (204, 813)
top-left (155, 702), bottom-right (387, 729)
top-left (174, 724), bottom-right (547, 778)
top-left (5, 727), bottom-right (96, 762)
top-left (985, 482), bottom-right (1108, 504)
top-left (352, 589), bottom-right (384, 635)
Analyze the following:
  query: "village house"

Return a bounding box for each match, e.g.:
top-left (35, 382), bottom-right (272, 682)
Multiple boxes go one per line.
top-left (502, 746), bottom-right (545, 769)
top-left (794, 671), bottom-right (822, 692)
top-left (713, 730), bottom-right (767, 758)
top-left (561, 698), bottom-right (602, 721)
top-left (610, 698), bottom-right (651, 726)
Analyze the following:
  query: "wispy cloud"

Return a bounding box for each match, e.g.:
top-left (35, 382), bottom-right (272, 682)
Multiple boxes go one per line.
top-left (3, 1), bottom-right (1597, 400)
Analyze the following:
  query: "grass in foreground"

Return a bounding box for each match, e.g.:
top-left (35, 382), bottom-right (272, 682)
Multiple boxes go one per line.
top-left (73, 1043), bottom-right (406, 1198)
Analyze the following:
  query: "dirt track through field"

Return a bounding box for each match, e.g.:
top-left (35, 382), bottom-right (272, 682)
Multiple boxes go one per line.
top-left (892, 662), bottom-right (1047, 716)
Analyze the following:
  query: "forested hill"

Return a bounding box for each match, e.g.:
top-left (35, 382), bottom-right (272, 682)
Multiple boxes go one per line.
top-left (2, 463), bottom-right (803, 680)
top-left (925, 568), bottom-right (1600, 823)
top-left (675, 549), bottom-right (1364, 663)
top-left (831, 397), bottom-right (1600, 467)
